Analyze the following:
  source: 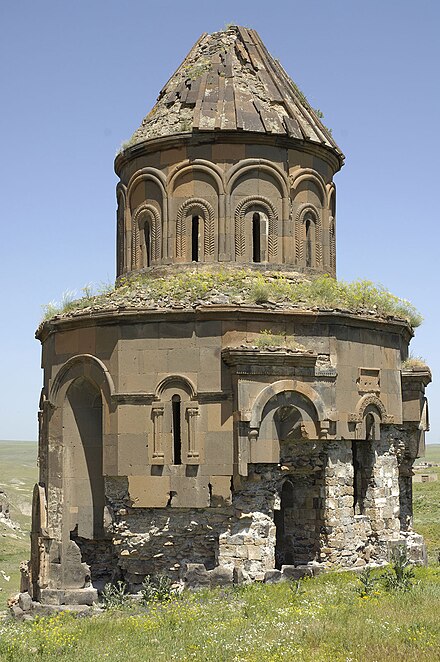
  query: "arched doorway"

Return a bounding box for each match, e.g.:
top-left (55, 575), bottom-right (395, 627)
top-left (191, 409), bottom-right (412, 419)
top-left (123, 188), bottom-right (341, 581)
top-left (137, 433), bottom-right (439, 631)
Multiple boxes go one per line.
top-left (63, 377), bottom-right (111, 585)
top-left (254, 389), bottom-right (324, 569)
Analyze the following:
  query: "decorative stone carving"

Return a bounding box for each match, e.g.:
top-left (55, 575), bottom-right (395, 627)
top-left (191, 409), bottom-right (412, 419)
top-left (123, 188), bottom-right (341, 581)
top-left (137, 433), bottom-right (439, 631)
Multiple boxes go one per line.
top-left (357, 368), bottom-right (380, 394)
top-left (176, 197), bottom-right (215, 259)
top-left (234, 195), bottom-right (278, 259)
top-left (186, 406), bottom-right (200, 461)
top-left (151, 405), bottom-right (165, 462)
top-left (348, 394), bottom-right (394, 424)
top-left (294, 203), bottom-right (322, 267)
top-left (132, 203), bottom-right (162, 267)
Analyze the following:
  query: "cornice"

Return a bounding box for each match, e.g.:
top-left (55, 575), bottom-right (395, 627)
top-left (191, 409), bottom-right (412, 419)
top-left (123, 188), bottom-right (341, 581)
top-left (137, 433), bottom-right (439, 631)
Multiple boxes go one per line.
top-left (114, 131), bottom-right (343, 179)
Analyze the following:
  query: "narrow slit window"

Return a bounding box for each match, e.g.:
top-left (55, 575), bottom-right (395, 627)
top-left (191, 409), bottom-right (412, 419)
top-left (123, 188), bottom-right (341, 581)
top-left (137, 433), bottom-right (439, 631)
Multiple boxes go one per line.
top-left (191, 216), bottom-right (199, 262)
top-left (365, 413), bottom-right (375, 441)
top-left (252, 212), bottom-right (261, 263)
top-left (144, 223), bottom-right (151, 267)
top-left (172, 395), bottom-right (182, 465)
top-left (305, 218), bottom-right (312, 267)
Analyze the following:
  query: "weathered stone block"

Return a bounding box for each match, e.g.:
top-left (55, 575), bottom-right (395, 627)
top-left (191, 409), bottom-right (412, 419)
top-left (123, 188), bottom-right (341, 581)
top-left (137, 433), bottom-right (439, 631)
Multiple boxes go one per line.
top-left (18, 592), bottom-right (32, 612)
top-left (264, 569), bottom-right (285, 584)
top-left (62, 588), bottom-right (98, 605)
top-left (281, 565), bottom-right (313, 579)
top-left (128, 475), bottom-right (171, 507)
top-left (209, 566), bottom-right (233, 587)
top-left (184, 563), bottom-right (210, 589)
top-left (40, 589), bottom-right (64, 605)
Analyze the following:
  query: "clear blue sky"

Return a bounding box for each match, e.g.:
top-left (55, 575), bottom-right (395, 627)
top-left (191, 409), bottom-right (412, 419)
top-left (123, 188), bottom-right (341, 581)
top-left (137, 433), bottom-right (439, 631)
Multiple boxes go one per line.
top-left (0, 0), bottom-right (438, 442)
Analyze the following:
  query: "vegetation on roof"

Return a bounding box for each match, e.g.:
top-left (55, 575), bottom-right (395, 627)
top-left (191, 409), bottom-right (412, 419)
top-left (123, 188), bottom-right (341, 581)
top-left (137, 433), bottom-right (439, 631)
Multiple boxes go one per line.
top-left (40, 270), bottom-right (423, 328)
top-left (401, 355), bottom-right (429, 370)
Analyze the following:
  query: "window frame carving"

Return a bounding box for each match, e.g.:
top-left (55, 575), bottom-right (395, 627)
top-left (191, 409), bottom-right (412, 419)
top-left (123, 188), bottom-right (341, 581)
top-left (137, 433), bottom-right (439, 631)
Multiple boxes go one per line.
top-left (234, 195), bottom-right (278, 261)
top-left (176, 198), bottom-right (215, 261)
top-left (294, 203), bottom-right (322, 267)
top-left (132, 203), bottom-right (162, 269)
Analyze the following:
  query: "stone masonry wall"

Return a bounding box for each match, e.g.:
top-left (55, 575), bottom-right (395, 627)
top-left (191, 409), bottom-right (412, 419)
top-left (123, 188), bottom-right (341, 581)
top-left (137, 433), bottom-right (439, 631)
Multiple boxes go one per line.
top-left (102, 436), bottom-right (406, 589)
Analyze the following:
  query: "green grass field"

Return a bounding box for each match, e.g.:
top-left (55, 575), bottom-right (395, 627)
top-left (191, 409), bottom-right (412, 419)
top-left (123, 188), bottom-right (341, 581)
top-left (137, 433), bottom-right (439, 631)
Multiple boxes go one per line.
top-left (413, 444), bottom-right (440, 564)
top-left (0, 568), bottom-right (439, 661)
top-left (0, 441), bottom-right (37, 606)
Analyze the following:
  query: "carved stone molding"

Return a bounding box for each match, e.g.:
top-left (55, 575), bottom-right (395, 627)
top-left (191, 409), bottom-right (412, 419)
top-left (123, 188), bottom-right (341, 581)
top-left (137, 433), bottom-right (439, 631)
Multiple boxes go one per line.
top-left (132, 203), bottom-right (162, 266)
top-left (234, 195), bottom-right (278, 259)
top-left (348, 394), bottom-right (394, 424)
top-left (176, 197), bottom-right (215, 258)
top-left (294, 203), bottom-right (322, 266)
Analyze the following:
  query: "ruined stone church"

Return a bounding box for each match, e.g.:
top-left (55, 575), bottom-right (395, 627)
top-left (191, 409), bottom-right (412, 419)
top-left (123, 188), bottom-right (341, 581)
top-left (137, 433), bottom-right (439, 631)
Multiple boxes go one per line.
top-left (30, 26), bottom-right (430, 605)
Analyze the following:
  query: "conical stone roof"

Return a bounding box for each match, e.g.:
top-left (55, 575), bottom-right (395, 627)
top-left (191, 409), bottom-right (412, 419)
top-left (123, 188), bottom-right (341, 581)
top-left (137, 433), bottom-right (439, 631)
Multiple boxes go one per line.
top-left (128, 25), bottom-right (343, 163)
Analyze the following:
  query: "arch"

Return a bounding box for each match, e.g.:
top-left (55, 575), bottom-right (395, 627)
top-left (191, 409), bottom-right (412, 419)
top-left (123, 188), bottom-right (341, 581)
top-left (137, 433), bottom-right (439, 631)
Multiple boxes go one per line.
top-left (49, 354), bottom-right (115, 408)
top-left (289, 168), bottom-right (328, 207)
top-left (329, 215), bottom-right (336, 272)
top-left (234, 195), bottom-right (278, 260)
top-left (227, 158), bottom-right (289, 198)
top-left (294, 203), bottom-right (322, 267)
top-left (353, 394), bottom-right (388, 422)
top-left (63, 377), bottom-right (104, 540)
top-left (116, 184), bottom-right (127, 276)
top-left (168, 159), bottom-right (224, 195)
top-left (249, 379), bottom-right (326, 429)
top-left (126, 169), bottom-right (167, 265)
top-left (127, 167), bottom-right (167, 204)
top-left (176, 197), bottom-right (215, 259)
top-left (327, 183), bottom-right (336, 217)
top-left (116, 182), bottom-right (127, 204)
top-left (349, 394), bottom-right (394, 440)
top-left (155, 374), bottom-right (197, 400)
top-left (132, 203), bottom-right (162, 267)
top-left (152, 375), bottom-right (199, 465)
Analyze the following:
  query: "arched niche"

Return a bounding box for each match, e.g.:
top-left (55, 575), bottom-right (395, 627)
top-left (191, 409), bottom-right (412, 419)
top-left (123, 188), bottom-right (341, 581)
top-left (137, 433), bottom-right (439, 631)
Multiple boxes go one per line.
top-left (250, 379), bottom-right (326, 430)
top-left (175, 197), bottom-right (216, 263)
top-left (227, 159), bottom-right (289, 199)
top-left (234, 195), bottom-right (279, 263)
top-left (257, 390), bottom-right (321, 447)
top-left (350, 394), bottom-right (393, 440)
top-left (290, 168), bottom-right (328, 207)
top-left (126, 169), bottom-right (167, 267)
top-left (128, 169), bottom-right (166, 213)
top-left (132, 203), bottom-right (162, 269)
top-left (63, 377), bottom-right (104, 541)
top-left (116, 184), bottom-right (126, 277)
top-left (152, 376), bottom-right (200, 465)
top-left (327, 184), bottom-right (336, 273)
top-left (170, 165), bottom-right (220, 262)
top-left (230, 165), bottom-right (283, 264)
top-left (294, 203), bottom-right (322, 268)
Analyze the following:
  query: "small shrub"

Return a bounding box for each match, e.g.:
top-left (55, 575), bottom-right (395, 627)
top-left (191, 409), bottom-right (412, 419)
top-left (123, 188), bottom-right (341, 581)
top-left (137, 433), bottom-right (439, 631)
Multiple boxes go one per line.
top-left (383, 547), bottom-right (415, 592)
top-left (356, 567), bottom-right (380, 597)
top-left (402, 355), bottom-right (428, 370)
top-left (250, 281), bottom-right (270, 303)
top-left (141, 574), bottom-right (178, 603)
top-left (253, 329), bottom-right (305, 351)
top-left (101, 580), bottom-right (128, 609)
top-left (289, 579), bottom-right (305, 597)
